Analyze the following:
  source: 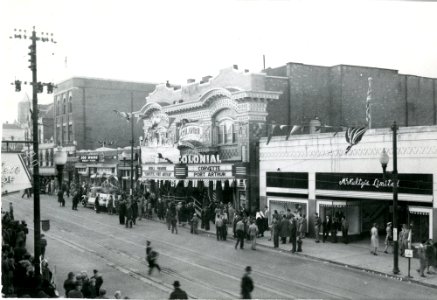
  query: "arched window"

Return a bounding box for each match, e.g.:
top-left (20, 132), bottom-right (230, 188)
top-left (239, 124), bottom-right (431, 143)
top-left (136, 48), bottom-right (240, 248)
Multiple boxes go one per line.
top-left (216, 118), bottom-right (237, 145)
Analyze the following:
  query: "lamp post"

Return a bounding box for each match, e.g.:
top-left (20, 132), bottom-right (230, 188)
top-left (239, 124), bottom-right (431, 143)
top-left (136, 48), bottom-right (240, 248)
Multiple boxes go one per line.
top-left (54, 146), bottom-right (68, 204)
top-left (379, 121), bottom-right (400, 275)
top-left (122, 151), bottom-right (127, 191)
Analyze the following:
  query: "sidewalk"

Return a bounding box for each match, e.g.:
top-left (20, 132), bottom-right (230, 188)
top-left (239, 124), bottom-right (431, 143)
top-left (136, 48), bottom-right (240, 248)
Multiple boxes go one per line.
top-left (187, 223), bottom-right (437, 289)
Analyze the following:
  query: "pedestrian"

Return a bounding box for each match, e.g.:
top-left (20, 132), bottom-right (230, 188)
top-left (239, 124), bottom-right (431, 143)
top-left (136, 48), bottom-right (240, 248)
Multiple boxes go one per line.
top-left (145, 241), bottom-right (161, 275)
top-left (67, 281), bottom-right (83, 298)
top-left (58, 189), bottom-right (65, 207)
top-left (248, 219), bottom-right (259, 250)
top-left (125, 200), bottom-right (133, 228)
top-left (95, 194), bottom-right (101, 213)
top-left (132, 199), bottom-right (138, 225)
top-left (370, 223), bottom-right (379, 255)
top-left (91, 269), bottom-right (104, 296)
top-left (289, 217), bottom-right (297, 253)
top-left (191, 213), bottom-right (199, 234)
top-left (341, 217), bottom-right (349, 244)
top-left (298, 214), bottom-right (307, 239)
top-left (241, 266), bottom-right (254, 299)
top-left (114, 291), bottom-right (122, 299)
top-left (425, 239), bottom-right (436, 274)
top-left (119, 198), bottom-right (126, 225)
top-left (215, 214), bottom-right (224, 240)
top-left (170, 208), bottom-right (178, 234)
top-left (165, 208), bottom-right (172, 230)
top-left (271, 218), bottom-right (279, 248)
top-left (322, 215), bottom-right (331, 243)
top-left (314, 213), bottom-right (321, 243)
top-left (279, 215), bottom-right (290, 244)
top-left (107, 195), bottom-right (114, 215)
top-left (169, 280), bottom-right (188, 299)
top-left (383, 222), bottom-right (393, 253)
top-left (417, 242), bottom-right (427, 277)
top-left (21, 188), bottom-right (31, 198)
top-left (399, 224), bottom-right (406, 256)
top-left (331, 217), bottom-right (338, 243)
top-left (63, 271), bottom-right (76, 297)
top-left (40, 234), bottom-right (47, 258)
top-left (235, 218), bottom-right (245, 249)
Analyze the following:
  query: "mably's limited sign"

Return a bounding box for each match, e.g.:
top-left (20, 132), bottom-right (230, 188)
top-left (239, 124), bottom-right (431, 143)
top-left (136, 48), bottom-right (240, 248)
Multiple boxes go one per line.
top-left (316, 173), bottom-right (433, 195)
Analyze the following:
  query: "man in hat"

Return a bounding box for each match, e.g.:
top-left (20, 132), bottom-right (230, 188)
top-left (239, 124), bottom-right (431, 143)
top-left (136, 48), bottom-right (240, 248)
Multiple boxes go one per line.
top-left (40, 234), bottom-right (47, 258)
top-left (169, 281), bottom-right (188, 299)
top-left (191, 213), bottom-right (199, 234)
top-left (146, 241), bottom-right (161, 275)
top-left (383, 222), bottom-right (393, 254)
top-left (91, 269), bottom-right (103, 295)
top-left (241, 266), bottom-right (254, 299)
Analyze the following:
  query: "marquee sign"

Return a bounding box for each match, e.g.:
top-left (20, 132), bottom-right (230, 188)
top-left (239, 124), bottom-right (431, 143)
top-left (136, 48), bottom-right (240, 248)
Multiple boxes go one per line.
top-left (179, 154), bottom-right (222, 164)
top-left (142, 164), bottom-right (174, 178)
top-left (188, 164), bottom-right (233, 179)
top-left (316, 173), bottom-right (433, 195)
top-left (1, 153), bottom-right (32, 194)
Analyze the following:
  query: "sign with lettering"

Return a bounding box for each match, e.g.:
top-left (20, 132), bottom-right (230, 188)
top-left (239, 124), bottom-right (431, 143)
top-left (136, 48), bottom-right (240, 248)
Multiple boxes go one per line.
top-left (1, 153), bottom-right (32, 194)
top-left (404, 249), bottom-right (413, 258)
top-left (316, 173), bottom-right (433, 195)
top-left (188, 164), bottom-right (233, 179)
top-left (79, 154), bottom-right (100, 163)
top-left (179, 124), bottom-right (203, 142)
top-left (180, 154), bottom-right (222, 164)
top-left (142, 165), bottom-right (174, 178)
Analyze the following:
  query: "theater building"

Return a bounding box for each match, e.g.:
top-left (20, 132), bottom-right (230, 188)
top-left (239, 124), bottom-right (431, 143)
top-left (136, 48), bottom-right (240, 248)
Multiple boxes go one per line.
top-left (259, 126), bottom-right (437, 242)
top-left (135, 66), bottom-right (282, 212)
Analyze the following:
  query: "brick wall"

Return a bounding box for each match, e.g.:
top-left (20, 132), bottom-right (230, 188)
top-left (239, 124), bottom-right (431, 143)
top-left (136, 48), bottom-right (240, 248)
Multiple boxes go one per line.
top-left (54, 77), bottom-right (156, 150)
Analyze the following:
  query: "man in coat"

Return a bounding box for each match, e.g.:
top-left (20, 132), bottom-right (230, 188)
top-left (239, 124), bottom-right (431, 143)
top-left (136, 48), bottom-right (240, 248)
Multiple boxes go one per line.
top-left (322, 216), bottom-right (331, 243)
top-left (241, 266), bottom-right (254, 299)
top-left (169, 281), bottom-right (188, 299)
top-left (289, 217), bottom-right (297, 253)
top-left (279, 215), bottom-right (291, 244)
top-left (314, 213), bottom-right (321, 243)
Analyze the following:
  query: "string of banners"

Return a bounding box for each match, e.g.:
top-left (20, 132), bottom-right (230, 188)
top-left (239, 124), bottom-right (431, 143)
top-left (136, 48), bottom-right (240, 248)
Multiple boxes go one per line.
top-left (161, 179), bottom-right (241, 190)
top-left (253, 122), bottom-right (368, 154)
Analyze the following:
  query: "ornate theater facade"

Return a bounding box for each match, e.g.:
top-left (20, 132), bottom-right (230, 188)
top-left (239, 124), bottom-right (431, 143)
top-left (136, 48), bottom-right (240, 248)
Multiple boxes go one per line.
top-left (135, 66), bottom-right (281, 212)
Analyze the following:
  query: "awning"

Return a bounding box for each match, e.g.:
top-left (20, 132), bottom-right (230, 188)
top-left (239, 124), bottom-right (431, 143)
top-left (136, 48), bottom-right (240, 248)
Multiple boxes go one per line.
top-left (409, 206), bottom-right (432, 215)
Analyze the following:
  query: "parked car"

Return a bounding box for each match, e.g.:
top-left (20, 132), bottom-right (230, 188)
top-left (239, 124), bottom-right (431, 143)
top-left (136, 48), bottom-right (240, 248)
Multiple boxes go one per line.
top-left (82, 186), bottom-right (119, 209)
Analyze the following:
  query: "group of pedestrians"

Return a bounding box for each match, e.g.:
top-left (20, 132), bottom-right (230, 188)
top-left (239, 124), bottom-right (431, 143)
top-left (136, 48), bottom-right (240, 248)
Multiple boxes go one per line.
top-left (63, 269), bottom-right (105, 298)
top-left (2, 207), bottom-right (56, 298)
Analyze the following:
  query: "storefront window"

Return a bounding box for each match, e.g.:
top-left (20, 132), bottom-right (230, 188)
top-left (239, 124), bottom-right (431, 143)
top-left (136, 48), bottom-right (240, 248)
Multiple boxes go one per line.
top-left (318, 201), bottom-right (360, 235)
top-left (268, 199), bottom-right (308, 222)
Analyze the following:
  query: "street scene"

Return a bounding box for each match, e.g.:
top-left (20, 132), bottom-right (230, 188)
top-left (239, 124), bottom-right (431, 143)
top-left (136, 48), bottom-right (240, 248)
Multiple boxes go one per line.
top-left (2, 0), bottom-right (437, 299)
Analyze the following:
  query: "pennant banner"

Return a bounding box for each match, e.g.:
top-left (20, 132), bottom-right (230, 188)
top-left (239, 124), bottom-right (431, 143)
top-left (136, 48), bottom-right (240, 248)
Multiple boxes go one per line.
top-left (345, 127), bottom-right (367, 154)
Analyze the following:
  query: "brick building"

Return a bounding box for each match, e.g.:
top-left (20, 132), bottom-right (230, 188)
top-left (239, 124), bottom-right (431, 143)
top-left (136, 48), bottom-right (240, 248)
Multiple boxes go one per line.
top-left (53, 77), bottom-right (157, 150)
top-left (264, 62), bottom-right (437, 131)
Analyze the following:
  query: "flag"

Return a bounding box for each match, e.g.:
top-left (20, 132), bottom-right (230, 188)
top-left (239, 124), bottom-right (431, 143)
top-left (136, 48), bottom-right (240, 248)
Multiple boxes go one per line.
top-left (345, 127), bottom-right (367, 154)
top-left (266, 124), bottom-right (277, 145)
top-left (366, 77), bottom-right (373, 125)
top-left (113, 110), bottom-right (131, 123)
top-left (286, 125), bottom-right (301, 140)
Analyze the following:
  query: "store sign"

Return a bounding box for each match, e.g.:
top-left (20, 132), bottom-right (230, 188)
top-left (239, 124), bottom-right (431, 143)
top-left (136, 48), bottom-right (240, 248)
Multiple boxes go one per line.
top-left (79, 154), bottom-right (100, 163)
top-left (188, 164), bottom-right (232, 178)
top-left (142, 165), bottom-right (174, 178)
top-left (316, 173), bottom-right (433, 195)
top-left (179, 124), bottom-right (202, 142)
top-left (1, 153), bottom-right (32, 194)
top-left (180, 154), bottom-right (222, 164)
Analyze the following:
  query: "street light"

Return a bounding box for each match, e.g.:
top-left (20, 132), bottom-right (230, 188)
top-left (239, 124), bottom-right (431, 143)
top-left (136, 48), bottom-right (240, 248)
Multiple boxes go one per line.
top-left (122, 151), bottom-right (128, 191)
top-left (54, 146), bottom-right (68, 205)
top-left (379, 121), bottom-right (400, 275)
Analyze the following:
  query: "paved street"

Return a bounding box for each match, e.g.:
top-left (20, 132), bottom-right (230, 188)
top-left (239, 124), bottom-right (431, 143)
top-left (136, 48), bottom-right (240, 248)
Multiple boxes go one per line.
top-left (4, 193), bottom-right (437, 299)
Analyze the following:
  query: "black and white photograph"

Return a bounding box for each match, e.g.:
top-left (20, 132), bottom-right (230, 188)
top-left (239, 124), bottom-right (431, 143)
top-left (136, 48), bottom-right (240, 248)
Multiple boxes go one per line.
top-left (1, 0), bottom-right (437, 299)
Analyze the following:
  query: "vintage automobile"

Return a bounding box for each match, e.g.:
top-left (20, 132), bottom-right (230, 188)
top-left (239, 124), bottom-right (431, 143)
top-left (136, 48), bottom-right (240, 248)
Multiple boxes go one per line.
top-left (82, 186), bottom-right (119, 209)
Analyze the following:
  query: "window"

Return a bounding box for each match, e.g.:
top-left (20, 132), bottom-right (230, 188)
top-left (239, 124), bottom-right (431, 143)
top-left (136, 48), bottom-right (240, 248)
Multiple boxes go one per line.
top-left (216, 119), bottom-right (236, 145)
top-left (63, 97), bottom-right (66, 114)
top-left (56, 97), bottom-right (59, 115)
top-left (56, 126), bottom-right (61, 145)
top-left (68, 96), bottom-right (73, 113)
top-left (68, 124), bottom-right (73, 142)
top-left (63, 125), bottom-right (67, 144)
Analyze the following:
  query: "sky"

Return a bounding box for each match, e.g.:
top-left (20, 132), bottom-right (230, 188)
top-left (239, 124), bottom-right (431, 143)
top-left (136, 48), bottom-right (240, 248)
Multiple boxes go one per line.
top-left (1, 0), bottom-right (437, 124)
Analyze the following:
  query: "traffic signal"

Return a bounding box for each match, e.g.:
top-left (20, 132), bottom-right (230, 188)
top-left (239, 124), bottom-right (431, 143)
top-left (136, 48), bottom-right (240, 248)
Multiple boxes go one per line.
top-left (28, 44), bottom-right (35, 70)
top-left (37, 82), bottom-right (43, 93)
top-left (47, 83), bottom-right (54, 94)
top-left (14, 80), bottom-right (22, 92)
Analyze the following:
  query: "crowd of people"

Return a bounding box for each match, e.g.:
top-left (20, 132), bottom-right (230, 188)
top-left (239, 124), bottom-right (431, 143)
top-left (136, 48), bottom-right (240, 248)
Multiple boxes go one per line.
top-left (63, 269), bottom-right (110, 298)
top-left (2, 204), bottom-right (57, 298)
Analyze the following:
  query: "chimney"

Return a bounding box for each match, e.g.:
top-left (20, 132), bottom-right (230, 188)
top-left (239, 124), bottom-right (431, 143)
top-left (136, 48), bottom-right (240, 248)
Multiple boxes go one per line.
top-left (187, 79), bottom-right (195, 84)
top-left (233, 64), bottom-right (238, 70)
top-left (200, 76), bottom-right (212, 84)
top-left (244, 69), bottom-right (249, 73)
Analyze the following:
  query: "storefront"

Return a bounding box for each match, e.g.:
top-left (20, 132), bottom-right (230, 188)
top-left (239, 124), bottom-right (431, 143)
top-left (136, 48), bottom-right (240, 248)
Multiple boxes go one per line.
top-left (75, 151), bottom-right (118, 186)
top-left (259, 126), bottom-right (437, 240)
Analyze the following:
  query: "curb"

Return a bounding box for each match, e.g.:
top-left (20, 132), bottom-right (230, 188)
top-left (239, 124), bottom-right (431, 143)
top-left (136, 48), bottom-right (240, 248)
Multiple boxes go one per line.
top-left (160, 220), bottom-right (437, 290)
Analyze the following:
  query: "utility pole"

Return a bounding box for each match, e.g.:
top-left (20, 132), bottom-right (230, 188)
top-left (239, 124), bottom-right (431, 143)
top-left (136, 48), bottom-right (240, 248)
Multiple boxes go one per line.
top-left (10, 27), bottom-right (57, 279)
top-left (392, 121), bottom-right (400, 274)
top-left (130, 93), bottom-right (134, 195)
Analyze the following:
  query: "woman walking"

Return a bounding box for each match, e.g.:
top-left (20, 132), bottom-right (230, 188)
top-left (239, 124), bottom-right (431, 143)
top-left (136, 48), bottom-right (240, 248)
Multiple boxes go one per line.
top-left (370, 223), bottom-right (379, 255)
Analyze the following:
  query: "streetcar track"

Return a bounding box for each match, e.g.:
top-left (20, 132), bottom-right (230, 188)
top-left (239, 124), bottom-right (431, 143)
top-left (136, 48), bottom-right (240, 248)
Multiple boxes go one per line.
top-left (37, 203), bottom-right (351, 299)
